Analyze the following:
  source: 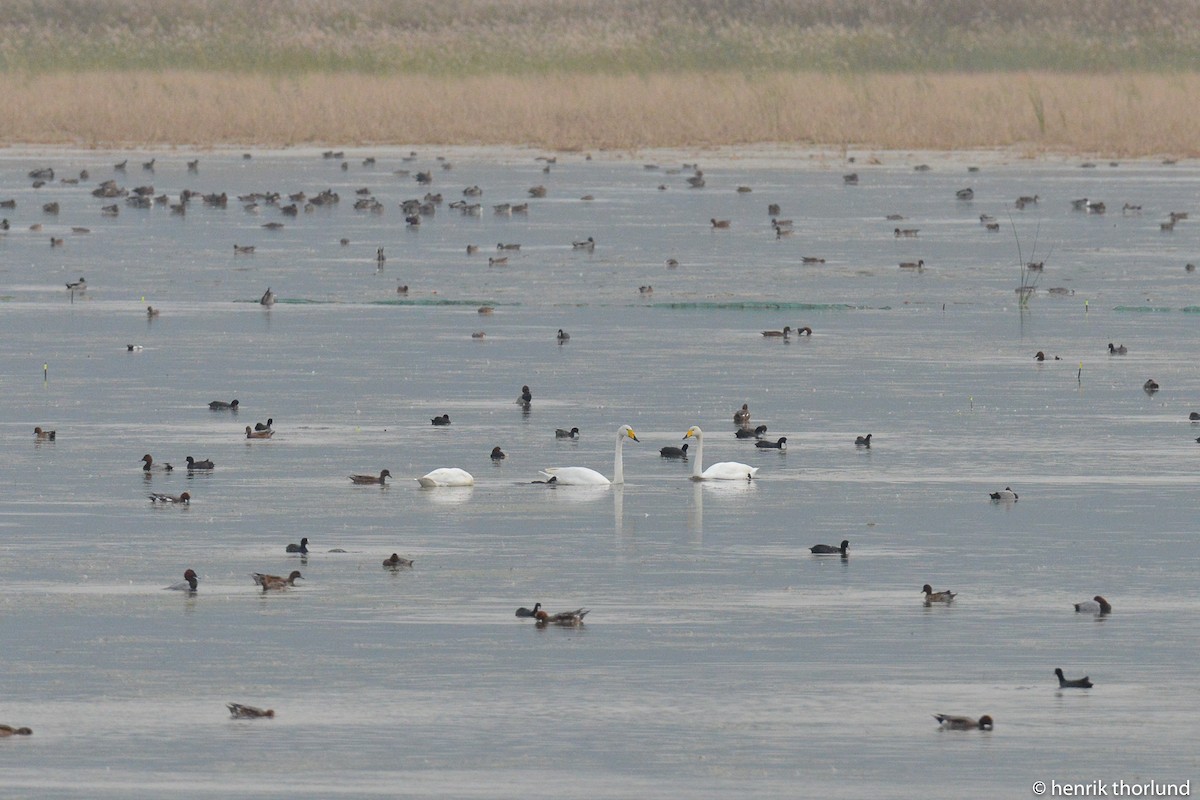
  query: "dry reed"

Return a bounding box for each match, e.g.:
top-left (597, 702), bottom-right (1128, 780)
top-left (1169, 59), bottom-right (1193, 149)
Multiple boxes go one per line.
top-left (4, 71), bottom-right (1200, 156)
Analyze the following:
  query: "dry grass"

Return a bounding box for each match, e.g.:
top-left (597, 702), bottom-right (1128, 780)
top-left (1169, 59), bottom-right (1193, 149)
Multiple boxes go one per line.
top-left (5, 0), bottom-right (1200, 74)
top-left (5, 71), bottom-right (1200, 155)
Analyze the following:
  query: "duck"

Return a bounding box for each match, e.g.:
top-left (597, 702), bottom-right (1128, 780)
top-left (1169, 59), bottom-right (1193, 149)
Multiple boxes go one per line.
top-left (65, 277), bottom-right (86, 290)
top-left (989, 486), bottom-right (1018, 501)
top-left (555, 427), bottom-right (580, 439)
top-left (810, 540), bottom-right (849, 556)
top-left (233, 244), bottom-right (255, 254)
top-left (259, 287), bottom-right (276, 306)
top-left (659, 443), bottom-right (689, 459)
top-left (140, 453), bottom-right (174, 472)
top-left (1143, 378), bottom-right (1160, 393)
top-left (515, 602), bottom-right (542, 618)
top-left (148, 491), bottom-right (191, 504)
top-left (894, 228), bottom-right (919, 237)
top-left (146, 305), bottom-right (160, 317)
top-left (33, 426), bottom-right (56, 440)
top-left (1074, 595), bottom-right (1112, 615)
top-left (350, 469), bottom-right (392, 485)
top-left (417, 467), bottom-right (475, 487)
top-left (855, 434), bottom-right (872, 447)
top-left (539, 425), bottom-right (639, 485)
top-left (683, 426), bottom-right (758, 481)
top-left (166, 569), bottom-right (199, 592)
top-left (1035, 351), bottom-right (1062, 361)
top-left (755, 437), bottom-right (787, 450)
top-left (533, 608), bottom-right (589, 626)
top-left (488, 256), bottom-right (508, 266)
top-left (898, 259), bottom-right (925, 270)
top-left (383, 553), bottom-right (414, 568)
top-left (1108, 343), bottom-right (1128, 355)
top-left (735, 425), bottom-right (769, 439)
top-left (490, 446), bottom-right (506, 460)
top-left (761, 326), bottom-right (791, 338)
top-left (430, 414), bottom-right (451, 426)
top-left (245, 426), bottom-right (274, 439)
top-left (556, 329), bottom-right (570, 341)
top-left (254, 418), bottom-right (273, 432)
top-left (517, 385), bottom-right (532, 406)
top-left (1189, 412), bottom-right (1200, 421)
top-left (710, 219), bottom-right (731, 229)
top-left (793, 326), bottom-right (813, 336)
top-left (285, 537), bottom-right (309, 554)
top-left (252, 571), bottom-right (302, 590)
top-left (0, 725), bottom-right (33, 736)
top-left (933, 714), bottom-right (993, 731)
top-left (208, 399), bottom-right (239, 410)
top-left (921, 584), bottom-right (956, 602)
top-left (185, 456), bottom-right (214, 470)
top-left (733, 404), bottom-right (751, 425)
top-left (227, 703), bottom-right (275, 719)
top-left (1055, 668), bottom-right (1094, 689)
top-left (572, 237), bottom-right (596, 250)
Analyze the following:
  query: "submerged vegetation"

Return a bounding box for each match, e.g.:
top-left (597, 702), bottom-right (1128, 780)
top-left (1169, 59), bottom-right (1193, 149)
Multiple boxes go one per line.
top-left (6, 0), bottom-right (1200, 75)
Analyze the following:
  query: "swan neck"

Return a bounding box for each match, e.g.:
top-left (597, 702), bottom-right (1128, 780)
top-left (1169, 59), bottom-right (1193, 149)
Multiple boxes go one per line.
top-left (612, 430), bottom-right (625, 484)
top-left (691, 432), bottom-right (704, 478)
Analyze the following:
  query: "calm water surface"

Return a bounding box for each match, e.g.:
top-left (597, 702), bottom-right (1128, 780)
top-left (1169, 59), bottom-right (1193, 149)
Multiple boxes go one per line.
top-left (1, 147), bottom-right (1198, 798)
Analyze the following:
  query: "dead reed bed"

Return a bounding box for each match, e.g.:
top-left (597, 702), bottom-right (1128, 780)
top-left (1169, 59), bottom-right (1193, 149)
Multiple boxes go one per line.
top-left (4, 70), bottom-right (1200, 156)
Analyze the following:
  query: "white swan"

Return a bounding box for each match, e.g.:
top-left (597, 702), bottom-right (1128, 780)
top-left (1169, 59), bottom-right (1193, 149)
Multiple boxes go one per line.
top-left (417, 467), bottom-right (475, 487)
top-left (683, 426), bottom-right (759, 481)
top-left (539, 424), bottom-right (638, 485)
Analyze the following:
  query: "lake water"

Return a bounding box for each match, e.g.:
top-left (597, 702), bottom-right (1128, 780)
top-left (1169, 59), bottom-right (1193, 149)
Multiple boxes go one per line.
top-left (1, 146), bottom-right (1198, 798)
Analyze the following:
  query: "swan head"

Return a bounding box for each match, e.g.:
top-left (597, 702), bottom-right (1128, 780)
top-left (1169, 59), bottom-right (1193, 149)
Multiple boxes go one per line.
top-left (683, 426), bottom-right (702, 441)
top-left (619, 424), bottom-right (639, 442)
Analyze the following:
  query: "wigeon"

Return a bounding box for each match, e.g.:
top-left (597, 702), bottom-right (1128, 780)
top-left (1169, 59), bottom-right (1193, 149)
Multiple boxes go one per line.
top-left (572, 237), bottom-right (595, 250)
top-left (0, 725), bottom-right (33, 736)
top-left (383, 553), bottom-right (414, 568)
top-left (733, 404), bottom-right (751, 425)
top-left (146, 305), bottom-right (160, 317)
top-left (533, 607), bottom-right (589, 626)
top-left (227, 703), bottom-right (274, 719)
top-left (922, 584), bottom-right (956, 602)
top-left (761, 327), bottom-right (791, 338)
top-left (141, 454), bottom-right (173, 472)
top-left (166, 569), bottom-right (199, 591)
top-left (1074, 595), bottom-right (1112, 615)
top-left (710, 218), bottom-right (731, 230)
top-left (810, 540), bottom-right (849, 556)
top-left (185, 456), bottom-right (214, 470)
top-left (1055, 668), bottom-right (1094, 688)
top-left (66, 277), bottom-right (86, 290)
top-left (208, 399), bottom-right (239, 410)
top-left (989, 487), bottom-right (1018, 501)
top-left (933, 714), bottom-right (993, 731)
top-left (285, 538), bottom-right (308, 554)
top-left (350, 470), bottom-right (391, 485)
top-left (245, 426), bottom-right (273, 439)
top-left (555, 427), bottom-right (580, 439)
top-left (34, 426), bottom-right (56, 440)
top-left (148, 492), bottom-right (190, 504)
top-left (252, 571), bottom-right (302, 590)
top-left (794, 326), bottom-right (813, 335)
